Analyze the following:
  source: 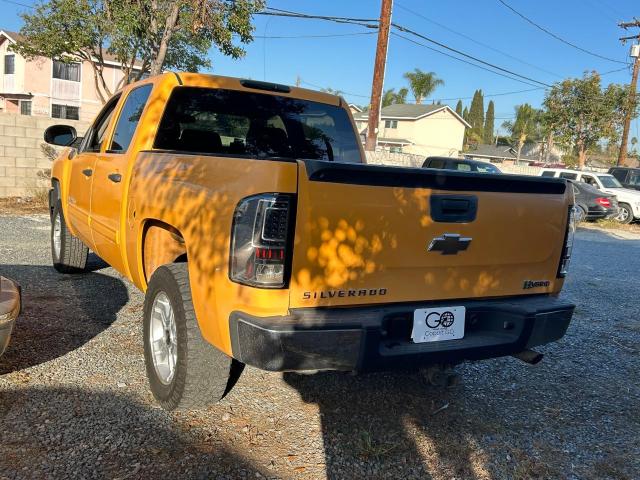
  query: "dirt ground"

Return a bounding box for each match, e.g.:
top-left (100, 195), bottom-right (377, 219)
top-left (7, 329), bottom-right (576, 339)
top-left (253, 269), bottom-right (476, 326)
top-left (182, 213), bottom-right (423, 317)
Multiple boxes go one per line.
top-left (0, 214), bottom-right (639, 479)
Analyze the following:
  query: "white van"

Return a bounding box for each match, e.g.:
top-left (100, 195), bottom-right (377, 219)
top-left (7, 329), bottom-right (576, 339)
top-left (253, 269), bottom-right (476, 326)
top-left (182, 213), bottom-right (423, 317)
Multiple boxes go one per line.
top-left (539, 169), bottom-right (640, 223)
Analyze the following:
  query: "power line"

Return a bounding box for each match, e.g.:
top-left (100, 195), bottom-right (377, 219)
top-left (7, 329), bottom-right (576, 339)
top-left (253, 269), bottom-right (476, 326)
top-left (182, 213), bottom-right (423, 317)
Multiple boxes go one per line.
top-left (495, 0), bottom-right (627, 65)
top-left (258, 7), bottom-right (378, 29)
top-left (0, 0), bottom-right (32, 8)
top-left (255, 31), bottom-right (376, 39)
top-left (391, 30), bottom-right (550, 88)
top-left (395, 2), bottom-right (563, 79)
top-left (299, 79), bottom-right (371, 98)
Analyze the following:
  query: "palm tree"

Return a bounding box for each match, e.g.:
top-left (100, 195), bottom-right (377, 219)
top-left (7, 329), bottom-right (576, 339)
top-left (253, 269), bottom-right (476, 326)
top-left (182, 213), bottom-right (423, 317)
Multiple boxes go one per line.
top-left (502, 103), bottom-right (541, 163)
top-left (381, 87), bottom-right (410, 108)
top-left (402, 69), bottom-right (444, 104)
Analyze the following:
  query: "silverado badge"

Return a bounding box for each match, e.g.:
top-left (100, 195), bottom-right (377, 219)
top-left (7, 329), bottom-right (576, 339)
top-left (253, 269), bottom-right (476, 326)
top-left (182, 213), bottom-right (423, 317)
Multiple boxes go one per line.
top-left (428, 234), bottom-right (472, 255)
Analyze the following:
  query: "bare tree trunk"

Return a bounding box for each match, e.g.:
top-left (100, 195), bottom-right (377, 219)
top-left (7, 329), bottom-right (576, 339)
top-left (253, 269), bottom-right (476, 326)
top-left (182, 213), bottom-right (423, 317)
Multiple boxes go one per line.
top-left (149, 2), bottom-right (181, 76)
top-left (545, 132), bottom-right (554, 164)
top-left (576, 138), bottom-right (587, 169)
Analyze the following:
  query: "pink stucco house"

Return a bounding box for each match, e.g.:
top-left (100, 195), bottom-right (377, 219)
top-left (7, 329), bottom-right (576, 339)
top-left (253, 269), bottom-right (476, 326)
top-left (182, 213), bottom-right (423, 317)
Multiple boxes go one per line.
top-left (0, 29), bottom-right (142, 123)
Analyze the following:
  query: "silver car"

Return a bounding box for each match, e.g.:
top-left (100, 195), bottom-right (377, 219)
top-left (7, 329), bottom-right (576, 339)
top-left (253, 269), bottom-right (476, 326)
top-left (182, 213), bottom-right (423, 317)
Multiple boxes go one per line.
top-left (0, 276), bottom-right (20, 356)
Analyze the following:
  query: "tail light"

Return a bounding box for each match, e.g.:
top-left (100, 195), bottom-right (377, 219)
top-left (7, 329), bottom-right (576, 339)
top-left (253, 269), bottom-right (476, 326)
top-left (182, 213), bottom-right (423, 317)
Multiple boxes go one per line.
top-left (229, 193), bottom-right (294, 288)
top-left (557, 206), bottom-right (577, 278)
top-left (595, 197), bottom-right (611, 208)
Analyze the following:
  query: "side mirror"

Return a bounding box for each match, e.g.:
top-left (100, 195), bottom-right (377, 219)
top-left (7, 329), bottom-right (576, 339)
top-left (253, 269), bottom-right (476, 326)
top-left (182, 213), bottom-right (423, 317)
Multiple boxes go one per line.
top-left (44, 125), bottom-right (77, 147)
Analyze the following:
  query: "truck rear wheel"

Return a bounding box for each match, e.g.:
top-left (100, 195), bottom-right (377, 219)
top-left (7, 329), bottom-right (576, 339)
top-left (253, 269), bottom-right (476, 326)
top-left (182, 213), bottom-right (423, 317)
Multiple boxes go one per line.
top-left (51, 200), bottom-right (88, 273)
top-left (143, 263), bottom-right (243, 411)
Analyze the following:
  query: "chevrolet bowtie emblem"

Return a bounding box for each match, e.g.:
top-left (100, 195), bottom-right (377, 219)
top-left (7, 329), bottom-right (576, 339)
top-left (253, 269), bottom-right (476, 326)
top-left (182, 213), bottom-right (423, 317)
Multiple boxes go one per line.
top-left (428, 234), bottom-right (472, 255)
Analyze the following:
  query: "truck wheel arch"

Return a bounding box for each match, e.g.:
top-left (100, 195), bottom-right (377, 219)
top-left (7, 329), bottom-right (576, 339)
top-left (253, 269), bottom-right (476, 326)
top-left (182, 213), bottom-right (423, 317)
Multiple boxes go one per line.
top-left (142, 220), bottom-right (188, 283)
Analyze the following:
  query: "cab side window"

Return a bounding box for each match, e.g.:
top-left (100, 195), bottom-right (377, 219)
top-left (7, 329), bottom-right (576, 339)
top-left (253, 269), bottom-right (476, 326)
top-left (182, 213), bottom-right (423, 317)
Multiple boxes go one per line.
top-left (541, 171), bottom-right (556, 177)
top-left (581, 175), bottom-right (597, 187)
top-left (84, 95), bottom-right (121, 153)
top-left (109, 84), bottom-right (153, 153)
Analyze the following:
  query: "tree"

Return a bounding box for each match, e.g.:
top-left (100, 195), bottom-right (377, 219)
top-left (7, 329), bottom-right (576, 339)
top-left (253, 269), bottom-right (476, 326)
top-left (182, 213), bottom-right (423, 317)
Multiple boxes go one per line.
top-left (321, 87), bottom-right (345, 96)
top-left (502, 103), bottom-right (541, 162)
top-left (543, 72), bottom-right (634, 169)
top-left (455, 100), bottom-right (463, 116)
top-left (381, 87), bottom-right (408, 108)
top-left (402, 68), bottom-right (444, 104)
top-left (12, 0), bottom-right (263, 103)
top-left (484, 100), bottom-right (495, 144)
top-left (467, 90), bottom-right (484, 144)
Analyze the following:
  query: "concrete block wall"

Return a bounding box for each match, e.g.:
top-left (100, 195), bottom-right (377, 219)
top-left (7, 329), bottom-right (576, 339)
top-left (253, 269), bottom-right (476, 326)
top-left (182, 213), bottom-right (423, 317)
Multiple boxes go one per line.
top-left (0, 113), bottom-right (89, 197)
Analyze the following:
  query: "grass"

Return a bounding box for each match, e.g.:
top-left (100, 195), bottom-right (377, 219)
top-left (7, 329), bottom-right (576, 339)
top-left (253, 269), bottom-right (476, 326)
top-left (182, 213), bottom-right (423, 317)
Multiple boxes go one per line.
top-left (356, 429), bottom-right (397, 460)
top-left (0, 196), bottom-right (49, 215)
top-left (590, 218), bottom-right (640, 233)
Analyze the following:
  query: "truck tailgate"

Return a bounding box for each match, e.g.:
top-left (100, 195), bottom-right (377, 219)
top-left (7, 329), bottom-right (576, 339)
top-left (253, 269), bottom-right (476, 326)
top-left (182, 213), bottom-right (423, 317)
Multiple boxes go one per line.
top-left (288, 160), bottom-right (570, 308)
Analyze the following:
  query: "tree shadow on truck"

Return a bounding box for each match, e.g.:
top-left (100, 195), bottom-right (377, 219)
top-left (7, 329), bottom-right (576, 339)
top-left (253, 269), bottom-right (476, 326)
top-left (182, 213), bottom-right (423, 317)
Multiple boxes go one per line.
top-left (0, 264), bottom-right (128, 374)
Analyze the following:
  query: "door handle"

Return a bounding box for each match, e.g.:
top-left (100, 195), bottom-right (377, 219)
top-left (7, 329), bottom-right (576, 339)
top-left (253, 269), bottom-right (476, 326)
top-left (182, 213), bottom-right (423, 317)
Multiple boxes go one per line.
top-left (108, 173), bottom-right (122, 183)
top-left (82, 168), bottom-right (93, 177)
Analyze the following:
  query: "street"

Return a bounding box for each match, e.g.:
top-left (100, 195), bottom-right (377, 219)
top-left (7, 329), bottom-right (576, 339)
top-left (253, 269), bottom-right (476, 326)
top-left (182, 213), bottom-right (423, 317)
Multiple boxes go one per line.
top-left (0, 214), bottom-right (639, 480)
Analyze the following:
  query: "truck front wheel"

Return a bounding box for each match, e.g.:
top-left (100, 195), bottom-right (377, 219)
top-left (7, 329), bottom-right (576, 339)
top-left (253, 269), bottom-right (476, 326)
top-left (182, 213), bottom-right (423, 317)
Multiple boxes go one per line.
top-left (143, 263), bottom-right (243, 411)
top-left (616, 203), bottom-right (633, 224)
top-left (51, 201), bottom-right (88, 273)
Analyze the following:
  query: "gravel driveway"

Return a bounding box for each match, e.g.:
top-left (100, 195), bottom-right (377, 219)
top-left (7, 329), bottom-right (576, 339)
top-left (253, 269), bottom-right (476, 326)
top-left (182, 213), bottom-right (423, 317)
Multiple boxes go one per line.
top-left (0, 214), bottom-right (639, 480)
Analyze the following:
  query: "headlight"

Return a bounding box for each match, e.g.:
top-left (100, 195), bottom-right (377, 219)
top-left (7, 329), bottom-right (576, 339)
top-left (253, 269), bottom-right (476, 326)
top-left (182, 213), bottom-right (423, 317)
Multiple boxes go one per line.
top-left (557, 206), bottom-right (576, 278)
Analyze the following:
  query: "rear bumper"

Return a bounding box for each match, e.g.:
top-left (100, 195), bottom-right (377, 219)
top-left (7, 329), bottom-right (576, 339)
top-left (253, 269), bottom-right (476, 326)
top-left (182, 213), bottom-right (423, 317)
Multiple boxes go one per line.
top-left (586, 205), bottom-right (618, 220)
top-left (229, 295), bottom-right (575, 372)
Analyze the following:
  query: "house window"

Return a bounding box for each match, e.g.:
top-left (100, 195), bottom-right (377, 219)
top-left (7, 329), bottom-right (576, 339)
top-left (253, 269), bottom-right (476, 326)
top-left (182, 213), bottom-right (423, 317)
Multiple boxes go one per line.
top-left (52, 60), bottom-right (80, 82)
top-left (384, 120), bottom-right (398, 129)
top-left (20, 100), bottom-right (31, 116)
top-left (4, 54), bottom-right (15, 75)
top-left (390, 146), bottom-right (403, 153)
top-left (52, 104), bottom-right (80, 120)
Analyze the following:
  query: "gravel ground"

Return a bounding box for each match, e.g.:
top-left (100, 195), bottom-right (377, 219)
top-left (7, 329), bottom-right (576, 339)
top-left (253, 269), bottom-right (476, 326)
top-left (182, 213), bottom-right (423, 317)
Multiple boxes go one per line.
top-left (0, 214), bottom-right (639, 480)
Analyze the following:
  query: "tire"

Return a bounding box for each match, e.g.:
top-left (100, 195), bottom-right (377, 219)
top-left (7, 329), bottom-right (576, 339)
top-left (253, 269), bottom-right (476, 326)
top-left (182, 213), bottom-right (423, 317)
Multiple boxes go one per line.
top-left (51, 200), bottom-right (88, 273)
top-left (615, 203), bottom-right (633, 224)
top-left (575, 206), bottom-right (587, 223)
top-left (143, 263), bottom-right (243, 411)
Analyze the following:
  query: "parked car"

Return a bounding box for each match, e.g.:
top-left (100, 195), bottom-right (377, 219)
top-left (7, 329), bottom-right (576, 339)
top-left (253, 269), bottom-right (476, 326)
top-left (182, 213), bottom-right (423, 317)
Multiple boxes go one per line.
top-left (45, 73), bottom-right (575, 411)
top-left (539, 168), bottom-right (640, 224)
top-left (0, 276), bottom-right (20, 357)
top-left (608, 167), bottom-right (640, 191)
top-left (568, 180), bottom-right (618, 222)
top-left (423, 156), bottom-right (502, 173)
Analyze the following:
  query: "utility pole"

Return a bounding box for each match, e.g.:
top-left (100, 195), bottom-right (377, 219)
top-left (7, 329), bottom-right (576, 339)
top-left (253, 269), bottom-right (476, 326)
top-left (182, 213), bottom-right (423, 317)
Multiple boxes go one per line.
top-left (617, 19), bottom-right (640, 166)
top-left (365, 0), bottom-right (393, 152)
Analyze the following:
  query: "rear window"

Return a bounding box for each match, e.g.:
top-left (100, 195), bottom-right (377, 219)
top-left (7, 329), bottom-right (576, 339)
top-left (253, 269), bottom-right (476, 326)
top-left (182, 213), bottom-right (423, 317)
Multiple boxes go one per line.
top-left (559, 172), bottom-right (577, 180)
top-left (541, 171), bottom-right (556, 177)
top-left (154, 87), bottom-right (361, 163)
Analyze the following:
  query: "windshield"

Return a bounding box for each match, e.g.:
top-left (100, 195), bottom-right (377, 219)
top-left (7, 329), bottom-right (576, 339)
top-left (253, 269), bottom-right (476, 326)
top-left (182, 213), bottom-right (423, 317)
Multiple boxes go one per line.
top-left (598, 175), bottom-right (623, 188)
top-left (154, 87), bottom-right (362, 163)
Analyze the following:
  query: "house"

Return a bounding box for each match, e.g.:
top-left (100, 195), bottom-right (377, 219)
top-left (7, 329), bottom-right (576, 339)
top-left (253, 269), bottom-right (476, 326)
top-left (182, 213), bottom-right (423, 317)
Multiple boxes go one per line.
top-left (0, 29), bottom-right (142, 122)
top-left (463, 144), bottom-right (537, 166)
top-left (352, 103), bottom-right (470, 157)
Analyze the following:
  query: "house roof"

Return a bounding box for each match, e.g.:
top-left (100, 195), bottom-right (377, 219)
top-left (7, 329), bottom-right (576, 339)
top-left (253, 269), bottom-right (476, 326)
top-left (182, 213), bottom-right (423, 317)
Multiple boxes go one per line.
top-left (0, 29), bottom-right (142, 68)
top-left (378, 137), bottom-right (413, 145)
top-left (464, 144), bottom-right (537, 162)
top-left (348, 103), bottom-right (363, 112)
top-left (351, 103), bottom-right (470, 128)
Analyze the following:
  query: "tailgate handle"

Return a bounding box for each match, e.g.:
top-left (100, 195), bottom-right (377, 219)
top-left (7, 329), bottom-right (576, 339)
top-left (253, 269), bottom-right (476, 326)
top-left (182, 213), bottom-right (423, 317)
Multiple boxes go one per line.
top-left (430, 195), bottom-right (477, 223)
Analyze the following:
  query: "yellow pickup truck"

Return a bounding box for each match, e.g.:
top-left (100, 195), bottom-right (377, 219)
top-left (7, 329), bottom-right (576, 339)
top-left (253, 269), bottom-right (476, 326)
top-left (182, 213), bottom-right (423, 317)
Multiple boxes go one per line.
top-left (45, 73), bottom-right (576, 410)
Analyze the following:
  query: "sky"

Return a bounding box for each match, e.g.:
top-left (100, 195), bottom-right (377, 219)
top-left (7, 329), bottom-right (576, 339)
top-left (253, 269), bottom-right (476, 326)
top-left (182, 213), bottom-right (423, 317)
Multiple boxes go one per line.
top-left (1, 0), bottom-right (639, 138)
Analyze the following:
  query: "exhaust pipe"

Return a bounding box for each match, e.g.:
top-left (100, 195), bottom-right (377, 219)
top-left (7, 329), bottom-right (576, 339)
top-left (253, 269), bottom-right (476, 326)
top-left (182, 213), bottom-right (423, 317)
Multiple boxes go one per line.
top-left (512, 349), bottom-right (544, 365)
